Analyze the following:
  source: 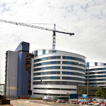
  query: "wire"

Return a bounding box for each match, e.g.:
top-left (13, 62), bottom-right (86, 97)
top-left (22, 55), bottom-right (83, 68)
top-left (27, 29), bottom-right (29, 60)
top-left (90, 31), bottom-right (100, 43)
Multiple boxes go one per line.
top-left (29, 23), bottom-right (54, 25)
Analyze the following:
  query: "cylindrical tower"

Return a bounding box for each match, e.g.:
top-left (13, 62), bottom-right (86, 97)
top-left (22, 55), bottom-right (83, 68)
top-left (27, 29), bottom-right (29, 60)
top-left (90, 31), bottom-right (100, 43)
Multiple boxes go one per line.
top-left (87, 62), bottom-right (106, 87)
top-left (31, 49), bottom-right (86, 98)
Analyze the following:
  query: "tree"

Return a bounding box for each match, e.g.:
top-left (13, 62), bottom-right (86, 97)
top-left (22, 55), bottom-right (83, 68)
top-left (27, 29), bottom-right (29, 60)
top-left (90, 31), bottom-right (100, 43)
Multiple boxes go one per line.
top-left (79, 86), bottom-right (89, 95)
top-left (95, 88), bottom-right (102, 97)
top-left (81, 86), bottom-right (87, 94)
top-left (96, 88), bottom-right (106, 99)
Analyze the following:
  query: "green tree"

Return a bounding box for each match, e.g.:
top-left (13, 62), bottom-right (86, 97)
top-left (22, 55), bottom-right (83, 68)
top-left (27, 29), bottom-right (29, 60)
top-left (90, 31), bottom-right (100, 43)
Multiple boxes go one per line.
top-left (96, 88), bottom-right (106, 99)
top-left (79, 86), bottom-right (89, 95)
top-left (81, 86), bottom-right (87, 94)
top-left (95, 88), bottom-right (102, 97)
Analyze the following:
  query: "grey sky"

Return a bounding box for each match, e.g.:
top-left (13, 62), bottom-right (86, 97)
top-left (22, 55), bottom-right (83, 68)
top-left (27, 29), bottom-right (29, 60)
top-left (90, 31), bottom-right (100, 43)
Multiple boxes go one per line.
top-left (0, 0), bottom-right (106, 83)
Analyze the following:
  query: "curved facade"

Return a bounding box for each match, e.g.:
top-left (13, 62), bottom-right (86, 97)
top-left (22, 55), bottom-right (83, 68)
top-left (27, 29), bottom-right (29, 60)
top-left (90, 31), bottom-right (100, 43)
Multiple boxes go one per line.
top-left (31, 49), bottom-right (86, 98)
top-left (87, 62), bottom-right (106, 87)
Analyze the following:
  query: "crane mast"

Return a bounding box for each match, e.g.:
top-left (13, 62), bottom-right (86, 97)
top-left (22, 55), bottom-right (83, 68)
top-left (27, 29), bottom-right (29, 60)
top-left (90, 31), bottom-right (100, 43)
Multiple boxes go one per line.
top-left (0, 19), bottom-right (74, 49)
top-left (53, 24), bottom-right (56, 50)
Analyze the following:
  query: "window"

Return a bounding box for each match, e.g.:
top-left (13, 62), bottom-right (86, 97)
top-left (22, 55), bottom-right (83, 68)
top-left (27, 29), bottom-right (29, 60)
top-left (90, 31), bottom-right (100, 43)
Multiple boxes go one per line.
top-left (33, 81), bottom-right (84, 85)
top-left (35, 50), bottom-right (38, 57)
top-left (42, 67), bottom-right (45, 70)
top-left (62, 66), bottom-right (85, 72)
top-left (34, 61), bottom-right (60, 67)
top-left (62, 76), bottom-right (85, 81)
top-left (34, 66), bottom-right (60, 71)
top-left (33, 76), bottom-right (60, 80)
top-left (52, 50), bottom-right (56, 53)
top-left (34, 56), bottom-right (61, 62)
top-left (33, 88), bottom-right (76, 91)
top-left (87, 62), bottom-right (89, 67)
top-left (42, 58), bottom-right (46, 61)
top-left (95, 62), bottom-right (98, 66)
top-left (43, 50), bottom-right (46, 55)
top-left (62, 56), bottom-right (85, 63)
top-left (51, 76), bottom-right (56, 79)
top-left (33, 77), bottom-right (41, 80)
top-left (62, 61), bottom-right (85, 68)
top-left (62, 71), bottom-right (84, 77)
top-left (89, 68), bottom-right (104, 71)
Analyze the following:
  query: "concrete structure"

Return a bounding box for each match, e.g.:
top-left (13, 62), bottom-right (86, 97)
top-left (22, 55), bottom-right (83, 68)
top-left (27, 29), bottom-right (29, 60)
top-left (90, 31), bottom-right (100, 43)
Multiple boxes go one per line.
top-left (86, 62), bottom-right (106, 87)
top-left (31, 49), bottom-right (86, 98)
top-left (5, 42), bottom-right (33, 98)
top-left (6, 41), bottom-right (106, 98)
top-left (0, 84), bottom-right (4, 95)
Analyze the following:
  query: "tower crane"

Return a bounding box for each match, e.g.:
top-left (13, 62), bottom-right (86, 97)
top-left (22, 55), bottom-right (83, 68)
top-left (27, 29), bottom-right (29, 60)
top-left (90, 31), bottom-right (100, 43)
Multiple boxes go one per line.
top-left (0, 19), bottom-right (74, 49)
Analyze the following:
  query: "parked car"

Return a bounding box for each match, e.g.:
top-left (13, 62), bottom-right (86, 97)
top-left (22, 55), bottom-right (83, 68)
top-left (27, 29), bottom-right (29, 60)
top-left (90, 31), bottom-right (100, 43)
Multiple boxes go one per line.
top-left (43, 96), bottom-right (55, 101)
top-left (56, 99), bottom-right (65, 103)
top-left (94, 103), bottom-right (100, 106)
top-left (100, 103), bottom-right (106, 106)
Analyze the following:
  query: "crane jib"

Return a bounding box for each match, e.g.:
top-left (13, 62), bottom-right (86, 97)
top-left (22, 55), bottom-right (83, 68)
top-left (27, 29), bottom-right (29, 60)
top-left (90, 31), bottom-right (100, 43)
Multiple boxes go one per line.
top-left (0, 19), bottom-right (74, 35)
top-left (0, 19), bottom-right (74, 50)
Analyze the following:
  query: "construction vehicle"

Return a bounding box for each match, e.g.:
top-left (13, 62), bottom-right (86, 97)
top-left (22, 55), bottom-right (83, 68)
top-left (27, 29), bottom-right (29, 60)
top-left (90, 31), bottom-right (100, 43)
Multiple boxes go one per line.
top-left (0, 19), bottom-right (74, 49)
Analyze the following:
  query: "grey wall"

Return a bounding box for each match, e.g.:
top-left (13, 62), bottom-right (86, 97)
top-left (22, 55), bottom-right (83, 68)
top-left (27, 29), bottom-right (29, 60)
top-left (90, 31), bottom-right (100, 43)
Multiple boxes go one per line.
top-left (6, 51), bottom-right (18, 98)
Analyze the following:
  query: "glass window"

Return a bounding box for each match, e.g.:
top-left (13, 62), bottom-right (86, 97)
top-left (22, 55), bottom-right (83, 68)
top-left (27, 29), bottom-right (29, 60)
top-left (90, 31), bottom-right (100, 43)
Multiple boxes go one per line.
top-left (34, 73), bottom-right (37, 75)
top-left (51, 76), bottom-right (56, 79)
top-left (89, 68), bottom-right (104, 71)
top-left (51, 72), bottom-right (55, 74)
top-left (34, 64), bottom-right (37, 67)
top-left (42, 67), bottom-right (45, 70)
top-left (67, 57), bottom-right (71, 59)
top-left (52, 61), bottom-right (56, 64)
top-left (43, 50), bottom-right (46, 55)
top-left (34, 56), bottom-right (61, 63)
top-left (42, 58), bottom-right (46, 61)
top-left (95, 62), bottom-right (98, 66)
top-left (34, 61), bottom-right (60, 67)
top-left (62, 56), bottom-right (85, 63)
top-left (52, 56), bottom-right (56, 59)
top-left (95, 68), bottom-right (97, 71)
top-left (62, 76), bottom-right (85, 81)
top-left (62, 66), bottom-right (85, 72)
top-left (42, 63), bottom-right (45, 65)
top-left (34, 66), bottom-right (60, 71)
top-left (52, 50), bottom-right (56, 53)
top-left (42, 76), bottom-right (60, 80)
top-left (42, 72), bottom-right (45, 75)
top-left (33, 77), bottom-right (41, 80)
top-left (35, 50), bottom-right (38, 57)
top-left (87, 62), bottom-right (89, 67)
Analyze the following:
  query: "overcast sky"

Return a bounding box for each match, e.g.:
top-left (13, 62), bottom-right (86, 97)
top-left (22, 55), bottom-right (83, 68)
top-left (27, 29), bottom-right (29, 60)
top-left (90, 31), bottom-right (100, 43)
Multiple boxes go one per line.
top-left (0, 0), bottom-right (106, 83)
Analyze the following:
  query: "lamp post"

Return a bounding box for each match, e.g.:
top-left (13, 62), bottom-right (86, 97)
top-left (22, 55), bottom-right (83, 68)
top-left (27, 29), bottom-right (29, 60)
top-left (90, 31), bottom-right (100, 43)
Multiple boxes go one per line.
top-left (8, 78), bottom-right (10, 99)
top-left (87, 66), bottom-right (89, 103)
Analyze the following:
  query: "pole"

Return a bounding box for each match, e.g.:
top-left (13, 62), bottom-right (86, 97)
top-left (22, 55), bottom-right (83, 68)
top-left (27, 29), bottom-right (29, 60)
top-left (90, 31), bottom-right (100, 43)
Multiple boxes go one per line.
top-left (52, 24), bottom-right (56, 50)
top-left (87, 67), bottom-right (89, 104)
top-left (8, 78), bottom-right (10, 98)
top-left (77, 84), bottom-right (78, 104)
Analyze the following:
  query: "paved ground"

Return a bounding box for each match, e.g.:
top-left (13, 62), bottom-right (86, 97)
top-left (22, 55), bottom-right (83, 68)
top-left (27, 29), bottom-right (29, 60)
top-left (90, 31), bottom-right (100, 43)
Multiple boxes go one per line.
top-left (10, 99), bottom-right (81, 106)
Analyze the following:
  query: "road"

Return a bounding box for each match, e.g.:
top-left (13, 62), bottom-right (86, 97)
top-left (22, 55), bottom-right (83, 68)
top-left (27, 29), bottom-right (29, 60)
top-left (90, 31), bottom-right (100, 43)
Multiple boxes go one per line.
top-left (11, 99), bottom-right (80, 106)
